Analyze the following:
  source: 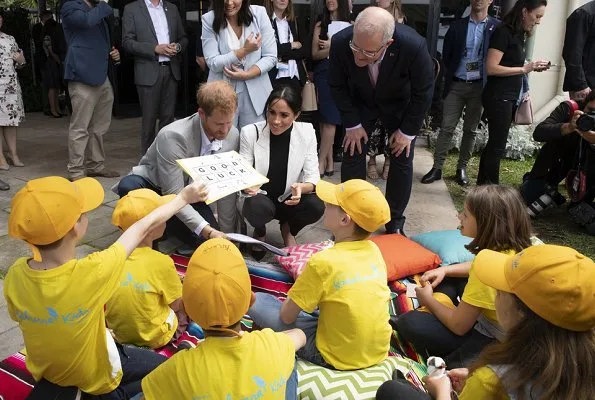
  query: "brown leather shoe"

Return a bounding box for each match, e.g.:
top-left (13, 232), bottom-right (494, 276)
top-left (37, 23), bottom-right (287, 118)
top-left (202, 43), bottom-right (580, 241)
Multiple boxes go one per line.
top-left (87, 169), bottom-right (120, 178)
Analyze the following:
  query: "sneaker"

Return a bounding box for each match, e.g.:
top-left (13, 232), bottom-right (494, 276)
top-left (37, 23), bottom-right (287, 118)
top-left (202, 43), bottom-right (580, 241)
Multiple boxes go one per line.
top-left (87, 169), bottom-right (120, 178)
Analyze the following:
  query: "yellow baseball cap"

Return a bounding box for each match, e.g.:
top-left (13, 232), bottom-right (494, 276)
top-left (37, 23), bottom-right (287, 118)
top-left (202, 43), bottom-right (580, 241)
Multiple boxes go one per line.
top-left (8, 176), bottom-right (104, 261)
top-left (182, 238), bottom-right (252, 335)
top-left (474, 245), bottom-right (595, 332)
top-left (112, 189), bottom-right (176, 231)
top-left (316, 179), bottom-right (390, 232)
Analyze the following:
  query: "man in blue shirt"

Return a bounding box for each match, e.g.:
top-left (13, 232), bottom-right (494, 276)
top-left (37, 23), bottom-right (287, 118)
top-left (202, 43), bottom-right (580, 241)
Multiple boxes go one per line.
top-left (422, 0), bottom-right (499, 186)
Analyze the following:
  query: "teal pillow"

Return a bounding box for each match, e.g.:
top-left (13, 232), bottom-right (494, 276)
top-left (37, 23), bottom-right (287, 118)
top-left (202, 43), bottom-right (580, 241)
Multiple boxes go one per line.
top-left (411, 230), bottom-right (474, 266)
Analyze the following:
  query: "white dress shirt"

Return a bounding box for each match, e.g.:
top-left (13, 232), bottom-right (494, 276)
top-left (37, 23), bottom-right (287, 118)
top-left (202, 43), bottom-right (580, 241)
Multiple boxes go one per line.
top-left (193, 127), bottom-right (224, 236)
top-left (274, 16), bottom-right (299, 80)
top-left (144, 0), bottom-right (171, 62)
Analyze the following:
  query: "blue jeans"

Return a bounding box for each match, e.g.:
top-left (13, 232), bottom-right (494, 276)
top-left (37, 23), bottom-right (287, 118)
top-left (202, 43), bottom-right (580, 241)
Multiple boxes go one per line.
top-left (248, 292), bottom-right (332, 369)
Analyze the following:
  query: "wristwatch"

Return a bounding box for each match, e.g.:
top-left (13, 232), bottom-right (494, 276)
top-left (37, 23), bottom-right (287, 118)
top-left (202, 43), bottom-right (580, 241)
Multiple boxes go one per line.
top-left (175, 43), bottom-right (181, 53)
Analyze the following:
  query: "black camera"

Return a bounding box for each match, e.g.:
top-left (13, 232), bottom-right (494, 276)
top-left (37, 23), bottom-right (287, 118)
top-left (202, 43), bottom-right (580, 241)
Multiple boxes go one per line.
top-left (526, 184), bottom-right (566, 218)
top-left (576, 111), bottom-right (595, 132)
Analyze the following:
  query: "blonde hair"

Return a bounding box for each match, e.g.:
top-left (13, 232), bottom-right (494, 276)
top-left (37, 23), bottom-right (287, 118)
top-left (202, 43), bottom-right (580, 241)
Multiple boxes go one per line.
top-left (265, 0), bottom-right (295, 21)
top-left (196, 81), bottom-right (238, 116)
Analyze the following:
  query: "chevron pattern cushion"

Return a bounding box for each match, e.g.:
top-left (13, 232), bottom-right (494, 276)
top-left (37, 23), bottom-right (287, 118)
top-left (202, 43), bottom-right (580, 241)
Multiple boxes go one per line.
top-left (297, 356), bottom-right (427, 399)
top-left (276, 241), bottom-right (334, 279)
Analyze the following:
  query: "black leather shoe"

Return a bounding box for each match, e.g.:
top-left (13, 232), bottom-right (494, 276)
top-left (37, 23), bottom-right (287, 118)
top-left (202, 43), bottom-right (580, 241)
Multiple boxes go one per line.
top-left (0, 179), bottom-right (9, 191)
top-left (456, 168), bottom-right (469, 186)
top-left (421, 168), bottom-right (442, 184)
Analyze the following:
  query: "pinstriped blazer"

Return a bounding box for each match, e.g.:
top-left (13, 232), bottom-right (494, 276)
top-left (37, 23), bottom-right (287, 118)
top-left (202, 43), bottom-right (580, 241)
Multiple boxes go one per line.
top-left (239, 120), bottom-right (320, 202)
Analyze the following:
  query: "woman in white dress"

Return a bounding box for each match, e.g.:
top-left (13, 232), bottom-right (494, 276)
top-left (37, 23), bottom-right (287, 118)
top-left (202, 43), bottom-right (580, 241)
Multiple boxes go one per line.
top-left (0, 11), bottom-right (26, 176)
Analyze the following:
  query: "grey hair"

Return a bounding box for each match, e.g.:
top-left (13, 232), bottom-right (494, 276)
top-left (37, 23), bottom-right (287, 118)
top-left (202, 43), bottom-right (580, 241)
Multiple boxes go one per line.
top-left (354, 7), bottom-right (395, 44)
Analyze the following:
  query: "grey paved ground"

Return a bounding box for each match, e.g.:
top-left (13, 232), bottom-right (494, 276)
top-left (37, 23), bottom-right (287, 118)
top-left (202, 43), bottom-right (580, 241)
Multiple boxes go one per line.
top-left (0, 112), bottom-right (458, 359)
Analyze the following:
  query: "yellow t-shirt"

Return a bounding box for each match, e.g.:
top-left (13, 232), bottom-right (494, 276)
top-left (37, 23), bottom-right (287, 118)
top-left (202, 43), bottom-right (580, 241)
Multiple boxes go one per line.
top-left (3, 243), bottom-right (127, 395)
top-left (106, 247), bottom-right (182, 349)
top-left (459, 366), bottom-right (507, 399)
top-left (141, 329), bottom-right (296, 399)
top-left (461, 250), bottom-right (515, 340)
top-left (287, 240), bottom-right (392, 370)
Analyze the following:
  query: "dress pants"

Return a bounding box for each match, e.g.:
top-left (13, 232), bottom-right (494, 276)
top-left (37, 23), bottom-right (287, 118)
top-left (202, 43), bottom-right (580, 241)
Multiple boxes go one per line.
top-left (477, 97), bottom-right (516, 185)
top-left (341, 131), bottom-right (415, 231)
top-left (67, 78), bottom-right (113, 179)
top-left (433, 81), bottom-right (483, 170)
top-left (117, 175), bottom-right (219, 247)
top-left (136, 65), bottom-right (178, 154)
top-left (242, 193), bottom-right (324, 237)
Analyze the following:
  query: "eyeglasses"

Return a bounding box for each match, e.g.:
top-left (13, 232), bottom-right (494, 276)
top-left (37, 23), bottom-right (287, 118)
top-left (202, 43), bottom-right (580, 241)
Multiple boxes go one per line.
top-left (349, 40), bottom-right (387, 58)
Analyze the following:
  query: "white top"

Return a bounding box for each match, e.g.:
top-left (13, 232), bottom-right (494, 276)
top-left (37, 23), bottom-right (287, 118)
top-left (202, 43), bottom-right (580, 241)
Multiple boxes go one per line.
top-left (327, 20), bottom-right (351, 59)
top-left (200, 127), bottom-right (223, 156)
top-left (274, 16), bottom-right (299, 80)
top-left (224, 22), bottom-right (246, 66)
top-left (144, 0), bottom-right (171, 62)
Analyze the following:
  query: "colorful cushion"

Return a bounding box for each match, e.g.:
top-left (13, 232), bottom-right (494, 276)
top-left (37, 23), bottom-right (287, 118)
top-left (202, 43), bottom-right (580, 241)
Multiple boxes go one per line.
top-left (276, 241), bottom-right (334, 280)
top-left (370, 235), bottom-right (441, 281)
top-left (297, 356), bottom-right (426, 399)
top-left (411, 230), bottom-right (474, 266)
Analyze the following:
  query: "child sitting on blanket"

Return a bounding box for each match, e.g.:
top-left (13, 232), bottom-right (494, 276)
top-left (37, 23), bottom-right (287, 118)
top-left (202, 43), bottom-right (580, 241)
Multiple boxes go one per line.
top-left (106, 189), bottom-right (189, 349)
top-left (396, 185), bottom-right (533, 368)
top-left (138, 238), bottom-right (306, 400)
top-left (248, 179), bottom-right (393, 370)
top-left (3, 177), bottom-right (207, 398)
top-left (379, 245), bottom-right (595, 400)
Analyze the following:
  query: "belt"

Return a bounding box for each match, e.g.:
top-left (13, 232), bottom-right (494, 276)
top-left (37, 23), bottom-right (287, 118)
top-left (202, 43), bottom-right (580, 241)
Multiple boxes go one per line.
top-left (158, 61), bottom-right (170, 66)
top-left (452, 76), bottom-right (481, 83)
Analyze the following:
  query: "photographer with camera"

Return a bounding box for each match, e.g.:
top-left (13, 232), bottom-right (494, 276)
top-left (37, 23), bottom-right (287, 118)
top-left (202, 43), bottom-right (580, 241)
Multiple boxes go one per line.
top-left (521, 93), bottom-right (595, 235)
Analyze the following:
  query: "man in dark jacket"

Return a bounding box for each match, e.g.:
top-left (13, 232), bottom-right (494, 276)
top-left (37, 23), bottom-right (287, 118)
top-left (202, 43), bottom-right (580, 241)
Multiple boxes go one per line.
top-left (563, 1), bottom-right (595, 101)
top-left (422, 0), bottom-right (499, 186)
top-left (522, 95), bottom-right (595, 235)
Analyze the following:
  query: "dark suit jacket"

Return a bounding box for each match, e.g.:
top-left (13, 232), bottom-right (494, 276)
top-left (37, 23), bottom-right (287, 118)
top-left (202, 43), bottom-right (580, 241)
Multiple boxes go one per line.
top-left (269, 16), bottom-right (311, 86)
top-left (61, 0), bottom-right (112, 86)
top-left (122, 0), bottom-right (188, 86)
top-left (328, 24), bottom-right (434, 136)
top-left (442, 15), bottom-right (499, 97)
top-left (563, 1), bottom-right (595, 92)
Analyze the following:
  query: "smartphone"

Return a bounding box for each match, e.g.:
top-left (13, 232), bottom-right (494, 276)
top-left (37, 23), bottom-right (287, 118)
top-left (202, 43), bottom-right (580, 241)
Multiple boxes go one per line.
top-left (319, 32), bottom-right (328, 41)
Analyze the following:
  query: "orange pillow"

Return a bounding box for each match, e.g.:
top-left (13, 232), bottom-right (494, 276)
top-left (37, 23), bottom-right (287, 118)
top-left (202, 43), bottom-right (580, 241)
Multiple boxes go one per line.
top-left (370, 234), bottom-right (441, 281)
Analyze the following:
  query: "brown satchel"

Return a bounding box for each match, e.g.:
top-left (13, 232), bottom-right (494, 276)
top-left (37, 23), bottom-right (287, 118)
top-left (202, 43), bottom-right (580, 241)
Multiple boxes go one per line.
top-left (300, 60), bottom-right (317, 112)
top-left (514, 94), bottom-right (533, 125)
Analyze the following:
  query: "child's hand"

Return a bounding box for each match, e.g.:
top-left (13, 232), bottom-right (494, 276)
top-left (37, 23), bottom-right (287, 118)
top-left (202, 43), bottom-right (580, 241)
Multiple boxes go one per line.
top-left (415, 282), bottom-right (434, 306)
top-left (447, 368), bottom-right (469, 393)
top-left (180, 182), bottom-right (208, 204)
top-left (422, 374), bottom-right (452, 398)
top-left (421, 268), bottom-right (446, 288)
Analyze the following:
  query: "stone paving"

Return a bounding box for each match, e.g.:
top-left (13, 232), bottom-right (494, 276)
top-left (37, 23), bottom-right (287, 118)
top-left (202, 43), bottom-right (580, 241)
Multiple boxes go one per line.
top-left (0, 112), bottom-right (459, 359)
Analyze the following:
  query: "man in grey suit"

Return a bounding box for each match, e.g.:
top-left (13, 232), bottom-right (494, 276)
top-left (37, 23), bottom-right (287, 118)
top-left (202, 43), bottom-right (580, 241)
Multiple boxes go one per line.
top-left (115, 81), bottom-right (239, 248)
top-left (122, 0), bottom-right (188, 153)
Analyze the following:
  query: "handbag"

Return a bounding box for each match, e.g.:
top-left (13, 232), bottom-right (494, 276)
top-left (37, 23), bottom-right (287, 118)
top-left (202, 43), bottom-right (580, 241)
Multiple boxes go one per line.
top-left (301, 60), bottom-right (317, 112)
top-left (514, 94), bottom-right (533, 125)
top-left (566, 138), bottom-right (589, 203)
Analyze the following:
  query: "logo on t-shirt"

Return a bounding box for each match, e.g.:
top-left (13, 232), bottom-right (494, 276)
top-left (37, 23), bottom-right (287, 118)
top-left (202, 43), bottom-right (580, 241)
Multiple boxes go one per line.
top-left (333, 264), bottom-right (380, 290)
top-left (15, 306), bottom-right (89, 325)
top-left (121, 272), bottom-right (152, 293)
top-left (193, 374), bottom-right (287, 400)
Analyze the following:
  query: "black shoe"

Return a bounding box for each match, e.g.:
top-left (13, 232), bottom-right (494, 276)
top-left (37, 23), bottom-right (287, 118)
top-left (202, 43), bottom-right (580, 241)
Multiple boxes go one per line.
top-left (0, 179), bottom-right (9, 191)
top-left (455, 168), bottom-right (469, 186)
top-left (421, 168), bottom-right (442, 184)
top-left (250, 247), bottom-right (266, 261)
top-left (334, 150), bottom-right (343, 162)
top-left (385, 221), bottom-right (406, 237)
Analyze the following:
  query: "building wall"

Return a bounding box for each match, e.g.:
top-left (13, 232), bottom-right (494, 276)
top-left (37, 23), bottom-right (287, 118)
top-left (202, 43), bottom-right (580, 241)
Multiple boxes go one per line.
top-left (531, 0), bottom-right (591, 120)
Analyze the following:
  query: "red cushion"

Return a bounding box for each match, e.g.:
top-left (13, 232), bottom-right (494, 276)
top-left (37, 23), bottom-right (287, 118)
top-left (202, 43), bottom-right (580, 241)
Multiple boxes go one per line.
top-left (370, 234), bottom-right (441, 281)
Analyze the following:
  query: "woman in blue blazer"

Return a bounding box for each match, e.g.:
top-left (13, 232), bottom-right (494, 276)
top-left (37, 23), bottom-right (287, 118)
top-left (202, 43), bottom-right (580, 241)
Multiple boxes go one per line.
top-left (202, 0), bottom-right (277, 129)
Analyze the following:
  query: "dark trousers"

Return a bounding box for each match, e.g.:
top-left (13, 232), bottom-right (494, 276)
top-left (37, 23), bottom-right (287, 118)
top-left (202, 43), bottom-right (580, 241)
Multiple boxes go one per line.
top-left (117, 174), bottom-right (219, 247)
top-left (26, 344), bottom-right (166, 400)
top-left (376, 379), bottom-right (431, 400)
top-left (242, 193), bottom-right (324, 237)
top-left (136, 66), bottom-right (178, 154)
top-left (395, 277), bottom-right (494, 368)
top-left (477, 98), bottom-right (515, 185)
top-left (340, 135), bottom-right (415, 231)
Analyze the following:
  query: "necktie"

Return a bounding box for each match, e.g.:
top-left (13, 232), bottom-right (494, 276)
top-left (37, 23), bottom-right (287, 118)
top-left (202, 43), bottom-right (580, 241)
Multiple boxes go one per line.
top-left (369, 62), bottom-right (380, 87)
